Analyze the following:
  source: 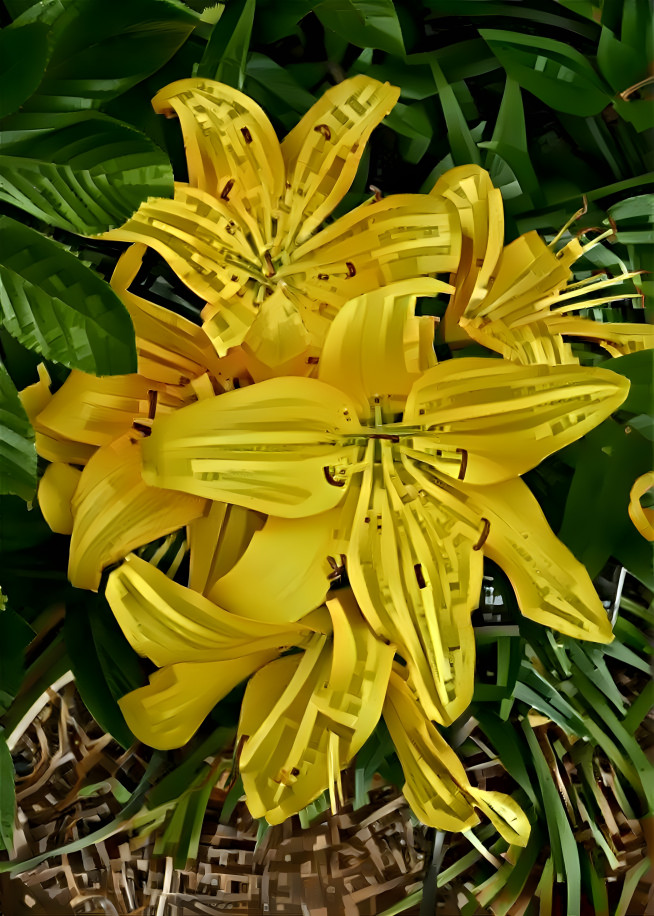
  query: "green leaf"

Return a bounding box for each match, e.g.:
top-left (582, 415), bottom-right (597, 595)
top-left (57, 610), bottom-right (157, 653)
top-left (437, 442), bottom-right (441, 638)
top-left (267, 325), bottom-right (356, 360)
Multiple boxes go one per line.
top-left (597, 27), bottom-right (648, 93)
top-left (0, 733), bottom-right (15, 852)
top-left (315, 0), bottom-right (405, 55)
top-left (245, 53), bottom-right (316, 123)
top-left (0, 359), bottom-right (36, 502)
top-left (429, 58), bottom-right (481, 165)
top-left (195, 0), bottom-right (255, 89)
top-left (0, 111), bottom-right (173, 234)
top-left (17, 0), bottom-right (198, 112)
top-left (383, 100), bottom-right (433, 164)
top-left (0, 217), bottom-right (136, 375)
top-left (254, 0), bottom-right (315, 42)
top-left (0, 610), bottom-right (34, 713)
top-left (0, 18), bottom-right (50, 119)
top-left (479, 28), bottom-right (612, 116)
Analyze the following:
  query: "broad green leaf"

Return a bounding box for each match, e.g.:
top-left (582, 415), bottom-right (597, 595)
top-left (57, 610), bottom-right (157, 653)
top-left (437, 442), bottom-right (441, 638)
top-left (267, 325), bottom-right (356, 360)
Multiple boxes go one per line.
top-left (0, 733), bottom-right (15, 852)
top-left (429, 58), bottom-right (481, 165)
top-left (0, 359), bottom-right (36, 502)
top-left (254, 0), bottom-right (315, 42)
top-left (315, 0), bottom-right (405, 55)
top-left (597, 26), bottom-right (649, 92)
top-left (383, 100), bottom-right (433, 163)
top-left (0, 217), bottom-right (136, 375)
top-left (0, 610), bottom-right (34, 714)
top-left (17, 0), bottom-right (198, 112)
top-left (0, 18), bottom-right (50, 119)
top-left (195, 0), bottom-right (255, 89)
top-left (0, 495), bottom-right (51, 553)
top-left (245, 53), bottom-right (316, 123)
top-left (0, 111), bottom-right (173, 234)
top-left (479, 28), bottom-right (612, 116)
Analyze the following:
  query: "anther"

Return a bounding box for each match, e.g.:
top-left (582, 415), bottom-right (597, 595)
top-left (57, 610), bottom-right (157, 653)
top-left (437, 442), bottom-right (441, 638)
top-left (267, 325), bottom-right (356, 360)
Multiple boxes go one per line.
top-left (314, 124), bottom-right (332, 140)
top-left (346, 261), bottom-right (356, 277)
top-left (221, 178), bottom-right (235, 200)
top-left (323, 467), bottom-right (346, 487)
top-left (456, 448), bottom-right (468, 481)
top-left (369, 185), bottom-right (383, 201)
top-left (263, 252), bottom-right (275, 277)
top-left (317, 274), bottom-right (329, 280)
top-left (132, 421), bottom-right (152, 437)
top-left (147, 390), bottom-right (158, 420)
top-left (473, 518), bottom-right (490, 551)
top-left (241, 127), bottom-right (253, 143)
top-left (414, 564), bottom-right (427, 589)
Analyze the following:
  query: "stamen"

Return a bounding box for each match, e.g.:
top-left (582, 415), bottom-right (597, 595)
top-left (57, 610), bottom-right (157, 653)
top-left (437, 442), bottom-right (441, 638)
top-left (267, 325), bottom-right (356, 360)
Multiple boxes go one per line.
top-left (314, 124), bottom-right (332, 140)
top-left (368, 433), bottom-right (400, 443)
top-left (456, 448), bottom-right (468, 480)
top-left (221, 178), bottom-right (235, 201)
top-left (473, 518), bottom-right (490, 551)
top-left (548, 194), bottom-right (588, 248)
top-left (346, 261), bottom-right (356, 277)
top-left (132, 421), bottom-right (152, 437)
top-left (263, 252), bottom-right (275, 277)
top-left (619, 74), bottom-right (654, 101)
top-left (323, 467), bottom-right (346, 487)
top-left (369, 185), bottom-right (383, 201)
top-left (414, 563), bottom-right (427, 589)
top-left (147, 389), bottom-right (158, 420)
top-left (240, 127), bottom-right (253, 143)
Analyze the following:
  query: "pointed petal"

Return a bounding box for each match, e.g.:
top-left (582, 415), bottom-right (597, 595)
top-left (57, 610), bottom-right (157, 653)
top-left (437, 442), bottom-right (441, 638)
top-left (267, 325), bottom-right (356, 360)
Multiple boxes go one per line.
top-left (431, 166), bottom-right (504, 344)
top-left (200, 282), bottom-right (261, 357)
top-left (544, 315), bottom-right (654, 358)
top-left (384, 670), bottom-right (530, 845)
top-left (466, 477), bottom-right (614, 642)
top-left (208, 510), bottom-right (336, 622)
top-left (106, 553), bottom-right (314, 667)
top-left (20, 365), bottom-right (97, 465)
top-left (403, 358), bottom-right (630, 484)
top-left (153, 79), bottom-right (285, 248)
top-left (141, 377), bottom-right (363, 517)
top-left (280, 76), bottom-right (400, 246)
top-left (283, 193), bottom-right (460, 320)
top-left (69, 434), bottom-right (206, 591)
top-left (628, 471), bottom-right (654, 542)
top-left (187, 502), bottom-right (265, 595)
top-left (242, 287), bottom-right (312, 367)
top-left (318, 279), bottom-right (445, 419)
top-left (38, 462), bottom-right (81, 535)
top-left (110, 243), bottom-right (224, 384)
top-left (238, 591), bottom-right (394, 824)
top-left (119, 653), bottom-right (276, 750)
top-left (346, 441), bottom-right (482, 724)
top-left (461, 317), bottom-right (577, 366)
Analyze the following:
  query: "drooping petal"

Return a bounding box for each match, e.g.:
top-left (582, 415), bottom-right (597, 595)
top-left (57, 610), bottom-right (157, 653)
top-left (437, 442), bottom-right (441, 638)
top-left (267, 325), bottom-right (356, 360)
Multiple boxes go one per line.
top-left (152, 78), bottom-right (285, 249)
top-left (279, 76), bottom-right (400, 247)
top-left (110, 243), bottom-right (224, 385)
top-left (318, 279), bottom-right (445, 419)
top-left (403, 358), bottom-right (630, 485)
top-left (384, 670), bottom-right (530, 846)
top-left (544, 315), bottom-right (654, 358)
top-left (106, 553), bottom-right (315, 667)
top-left (187, 502), bottom-right (265, 596)
top-left (283, 193), bottom-right (460, 318)
top-left (200, 282), bottom-right (262, 357)
top-left (628, 471), bottom-right (654, 542)
top-left (431, 165), bottom-right (504, 345)
top-left (69, 434), bottom-right (206, 591)
top-left (238, 590), bottom-right (394, 824)
top-left (20, 365), bottom-right (97, 465)
top-left (465, 477), bottom-right (614, 642)
top-left (345, 440), bottom-right (482, 724)
top-left (208, 509), bottom-right (337, 622)
top-left (141, 377), bottom-right (363, 517)
top-left (38, 462), bottom-right (81, 535)
top-left (119, 652), bottom-right (276, 750)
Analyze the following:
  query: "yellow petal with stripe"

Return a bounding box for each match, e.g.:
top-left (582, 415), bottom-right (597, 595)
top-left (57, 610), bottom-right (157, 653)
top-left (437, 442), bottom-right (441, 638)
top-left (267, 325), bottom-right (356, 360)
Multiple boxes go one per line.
top-left (208, 510), bottom-right (336, 623)
top-left (544, 315), bottom-right (654, 358)
top-left (403, 358), bottom-right (630, 485)
top-left (238, 590), bottom-right (394, 824)
top-left (141, 377), bottom-right (363, 517)
top-left (69, 435), bottom-right (206, 590)
top-left (384, 670), bottom-right (530, 845)
top-left (187, 502), bottom-right (265, 596)
top-left (119, 652), bottom-right (276, 750)
top-left (346, 441), bottom-right (481, 724)
top-left (152, 78), bottom-right (285, 249)
top-left (20, 365), bottom-right (97, 465)
top-left (280, 76), bottom-right (400, 247)
top-left (38, 462), bottom-right (81, 535)
top-left (628, 471), bottom-right (654, 541)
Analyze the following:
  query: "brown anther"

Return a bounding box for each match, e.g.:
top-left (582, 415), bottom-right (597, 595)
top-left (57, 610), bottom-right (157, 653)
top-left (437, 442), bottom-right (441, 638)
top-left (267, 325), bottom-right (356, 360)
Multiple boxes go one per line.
top-left (473, 518), bottom-right (490, 551)
top-left (263, 252), bottom-right (275, 277)
top-left (346, 261), bottom-right (356, 278)
top-left (179, 376), bottom-right (191, 387)
top-left (314, 124), bottom-right (332, 140)
top-left (307, 356), bottom-right (320, 364)
top-left (241, 127), bottom-right (253, 143)
top-left (231, 274), bottom-right (238, 282)
top-left (323, 467), bottom-right (346, 487)
top-left (456, 447), bottom-right (468, 481)
top-left (317, 274), bottom-right (329, 281)
top-left (221, 178), bottom-right (235, 200)
top-left (369, 185), bottom-right (383, 202)
top-left (132, 421), bottom-right (151, 437)
top-left (369, 433), bottom-right (400, 443)
top-left (327, 554), bottom-right (347, 581)
top-left (291, 767), bottom-right (300, 776)
top-left (414, 563), bottom-right (427, 589)
top-left (147, 389), bottom-right (158, 420)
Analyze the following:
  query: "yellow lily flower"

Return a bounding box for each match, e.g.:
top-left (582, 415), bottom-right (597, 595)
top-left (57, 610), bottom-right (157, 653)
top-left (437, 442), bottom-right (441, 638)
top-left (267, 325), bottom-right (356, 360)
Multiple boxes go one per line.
top-left (106, 556), bottom-right (529, 841)
top-left (434, 165), bottom-right (654, 365)
top-left (139, 279), bottom-right (629, 726)
top-left (96, 76), bottom-right (462, 370)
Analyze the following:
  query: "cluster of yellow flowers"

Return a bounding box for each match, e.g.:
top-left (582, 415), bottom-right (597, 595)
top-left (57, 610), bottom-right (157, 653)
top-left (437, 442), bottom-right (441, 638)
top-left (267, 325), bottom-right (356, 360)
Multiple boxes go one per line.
top-left (21, 76), bottom-right (653, 841)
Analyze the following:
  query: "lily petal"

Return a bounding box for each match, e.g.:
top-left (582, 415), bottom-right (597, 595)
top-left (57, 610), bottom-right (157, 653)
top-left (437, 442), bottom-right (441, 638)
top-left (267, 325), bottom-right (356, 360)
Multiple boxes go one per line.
top-left (106, 553), bottom-right (314, 667)
top-left (38, 462), bottom-right (81, 535)
top-left (208, 510), bottom-right (337, 622)
top-left (544, 315), bottom-right (654, 358)
top-left (153, 79), bottom-right (285, 249)
top-left (384, 670), bottom-right (530, 846)
top-left (238, 590), bottom-right (394, 824)
top-left (403, 358), bottom-right (630, 485)
top-left (187, 502), bottom-right (265, 596)
top-left (119, 653), bottom-right (277, 750)
top-left (242, 286), bottom-right (312, 367)
top-left (318, 279), bottom-right (445, 419)
top-left (141, 377), bottom-right (363, 517)
top-left (431, 166), bottom-right (504, 345)
top-left (280, 76), bottom-right (400, 247)
top-left (285, 193), bottom-right (460, 315)
top-left (466, 477), bottom-right (614, 642)
top-left (628, 471), bottom-right (654, 542)
top-left (20, 365), bottom-right (97, 465)
top-left (69, 434), bottom-right (206, 590)
top-left (346, 441), bottom-right (481, 724)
